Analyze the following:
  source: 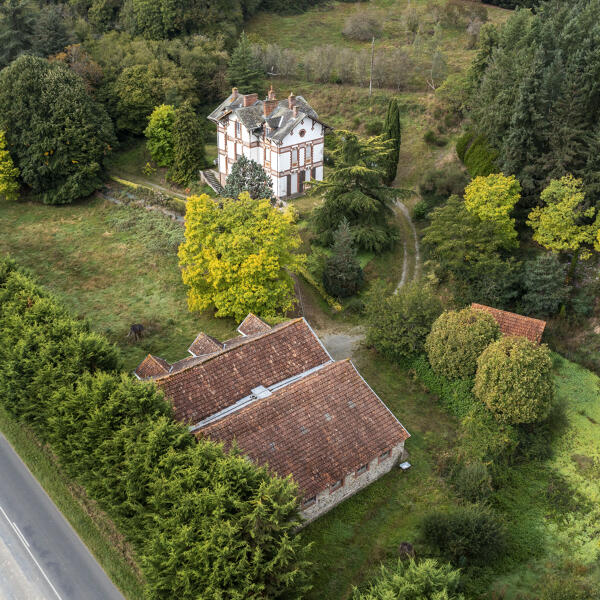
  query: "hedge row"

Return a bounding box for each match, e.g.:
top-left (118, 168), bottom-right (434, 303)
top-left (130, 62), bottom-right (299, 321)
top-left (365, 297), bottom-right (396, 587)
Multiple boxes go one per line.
top-left (0, 257), bottom-right (310, 600)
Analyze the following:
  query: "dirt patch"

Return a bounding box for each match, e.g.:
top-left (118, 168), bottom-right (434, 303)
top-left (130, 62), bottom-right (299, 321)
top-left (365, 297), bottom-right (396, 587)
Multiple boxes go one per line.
top-left (320, 329), bottom-right (365, 360)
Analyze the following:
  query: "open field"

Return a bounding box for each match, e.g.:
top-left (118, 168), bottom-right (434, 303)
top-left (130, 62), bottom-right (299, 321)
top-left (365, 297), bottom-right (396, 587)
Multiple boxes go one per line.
top-left (0, 196), bottom-right (236, 371)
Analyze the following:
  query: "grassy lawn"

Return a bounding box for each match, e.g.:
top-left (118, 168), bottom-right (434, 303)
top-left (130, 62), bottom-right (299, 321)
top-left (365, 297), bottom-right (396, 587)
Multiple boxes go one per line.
top-left (0, 196), bottom-right (236, 371)
top-left (0, 405), bottom-right (144, 600)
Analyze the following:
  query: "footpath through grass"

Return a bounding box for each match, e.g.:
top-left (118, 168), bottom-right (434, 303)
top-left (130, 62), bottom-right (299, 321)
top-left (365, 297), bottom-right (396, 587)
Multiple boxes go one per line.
top-left (0, 406), bottom-right (144, 600)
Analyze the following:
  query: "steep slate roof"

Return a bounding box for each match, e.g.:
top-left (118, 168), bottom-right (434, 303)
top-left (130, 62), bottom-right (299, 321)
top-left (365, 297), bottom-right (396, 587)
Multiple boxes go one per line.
top-left (471, 303), bottom-right (547, 344)
top-left (188, 332), bottom-right (223, 357)
top-left (156, 319), bottom-right (331, 425)
top-left (238, 313), bottom-right (271, 336)
top-left (199, 360), bottom-right (410, 498)
top-left (207, 91), bottom-right (326, 145)
top-left (134, 355), bottom-right (171, 379)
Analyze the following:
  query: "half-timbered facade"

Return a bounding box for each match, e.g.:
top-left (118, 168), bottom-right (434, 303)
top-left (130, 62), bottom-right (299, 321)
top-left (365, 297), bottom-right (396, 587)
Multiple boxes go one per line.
top-left (207, 87), bottom-right (328, 199)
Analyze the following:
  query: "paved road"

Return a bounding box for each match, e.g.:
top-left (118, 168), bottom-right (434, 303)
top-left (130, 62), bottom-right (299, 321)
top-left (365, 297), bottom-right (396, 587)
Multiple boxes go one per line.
top-left (0, 434), bottom-right (126, 600)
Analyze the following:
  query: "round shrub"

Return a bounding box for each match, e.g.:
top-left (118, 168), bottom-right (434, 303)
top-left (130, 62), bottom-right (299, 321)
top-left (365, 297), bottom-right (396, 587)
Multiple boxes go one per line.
top-left (419, 504), bottom-right (506, 567)
top-left (474, 336), bottom-right (554, 424)
top-left (366, 281), bottom-right (443, 362)
top-left (425, 308), bottom-right (500, 380)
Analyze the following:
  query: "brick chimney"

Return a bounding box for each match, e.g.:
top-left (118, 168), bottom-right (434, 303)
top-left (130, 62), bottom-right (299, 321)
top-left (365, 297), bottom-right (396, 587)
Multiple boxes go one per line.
top-left (268, 85), bottom-right (276, 101)
top-left (288, 92), bottom-right (296, 109)
top-left (243, 93), bottom-right (258, 107)
top-left (231, 87), bottom-right (238, 100)
top-left (263, 99), bottom-right (278, 117)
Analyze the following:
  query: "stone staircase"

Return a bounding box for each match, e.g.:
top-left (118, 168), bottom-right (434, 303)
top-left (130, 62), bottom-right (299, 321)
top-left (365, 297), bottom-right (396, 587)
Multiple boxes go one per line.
top-left (200, 169), bottom-right (224, 196)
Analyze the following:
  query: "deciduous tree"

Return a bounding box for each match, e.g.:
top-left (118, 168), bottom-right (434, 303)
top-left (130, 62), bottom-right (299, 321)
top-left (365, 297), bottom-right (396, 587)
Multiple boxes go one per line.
top-left (527, 175), bottom-right (598, 279)
top-left (0, 130), bottom-right (19, 201)
top-left (425, 308), bottom-right (500, 380)
top-left (145, 104), bottom-right (176, 167)
top-left (366, 280), bottom-right (442, 361)
top-left (178, 193), bottom-right (303, 320)
top-left (474, 336), bottom-right (553, 424)
top-left (464, 173), bottom-right (520, 247)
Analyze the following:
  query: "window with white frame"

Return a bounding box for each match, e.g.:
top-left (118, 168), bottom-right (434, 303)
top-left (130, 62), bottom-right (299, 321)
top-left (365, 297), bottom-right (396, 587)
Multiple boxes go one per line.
top-left (306, 144), bottom-right (312, 163)
top-left (291, 147), bottom-right (298, 167)
top-left (235, 121), bottom-right (241, 138)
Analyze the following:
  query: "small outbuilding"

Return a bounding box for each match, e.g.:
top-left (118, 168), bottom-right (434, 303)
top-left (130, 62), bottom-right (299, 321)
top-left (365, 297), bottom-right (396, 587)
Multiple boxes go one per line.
top-left (471, 303), bottom-right (547, 344)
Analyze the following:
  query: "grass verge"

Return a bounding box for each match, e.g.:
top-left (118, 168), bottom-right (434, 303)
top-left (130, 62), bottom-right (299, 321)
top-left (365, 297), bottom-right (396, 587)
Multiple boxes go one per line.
top-left (0, 405), bottom-right (144, 600)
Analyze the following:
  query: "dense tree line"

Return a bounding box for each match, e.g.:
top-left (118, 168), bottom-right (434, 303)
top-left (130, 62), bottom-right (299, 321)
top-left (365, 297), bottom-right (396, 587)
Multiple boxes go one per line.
top-left (468, 0), bottom-right (600, 210)
top-left (0, 257), bottom-right (310, 598)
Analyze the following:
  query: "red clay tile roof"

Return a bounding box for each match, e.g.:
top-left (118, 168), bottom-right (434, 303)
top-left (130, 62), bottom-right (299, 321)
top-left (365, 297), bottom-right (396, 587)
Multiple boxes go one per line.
top-left (156, 318), bottom-right (331, 425)
top-left (188, 332), bottom-right (223, 357)
top-left (471, 303), bottom-right (546, 344)
top-left (135, 355), bottom-right (171, 379)
top-left (199, 360), bottom-right (410, 498)
top-left (238, 313), bottom-right (271, 336)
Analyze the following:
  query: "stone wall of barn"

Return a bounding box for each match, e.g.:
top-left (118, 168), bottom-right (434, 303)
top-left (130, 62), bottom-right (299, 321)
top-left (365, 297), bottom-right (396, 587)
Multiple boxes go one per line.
top-left (300, 441), bottom-right (406, 524)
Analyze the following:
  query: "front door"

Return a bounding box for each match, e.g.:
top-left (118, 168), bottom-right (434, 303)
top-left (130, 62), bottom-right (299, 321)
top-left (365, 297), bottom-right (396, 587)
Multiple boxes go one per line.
top-left (286, 174), bottom-right (291, 197)
top-left (298, 170), bottom-right (306, 193)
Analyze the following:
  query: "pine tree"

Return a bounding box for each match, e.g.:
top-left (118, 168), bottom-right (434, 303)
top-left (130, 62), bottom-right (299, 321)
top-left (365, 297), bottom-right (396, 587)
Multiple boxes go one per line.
top-left (0, 0), bottom-right (36, 68)
top-left (520, 253), bottom-right (569, 317)
top-left (323, 219), bottom-right (364, 298)
top-left (223, 155), bottom-right (273, 200)
top-left (227, 31), bottom-right (264, 94)
top-left (0, 130), bottom-right (19, 201)
top-left (312, 131), bottom-right (401, 253)
top-left (168, 101), bottom-right (206, 186)
top-left (383, 98), bottom-right (401, 184)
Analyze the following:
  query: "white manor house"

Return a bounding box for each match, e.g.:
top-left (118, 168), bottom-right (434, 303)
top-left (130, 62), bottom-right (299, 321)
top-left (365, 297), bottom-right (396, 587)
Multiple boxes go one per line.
top-left (207, 86), bottom-right (328, 199)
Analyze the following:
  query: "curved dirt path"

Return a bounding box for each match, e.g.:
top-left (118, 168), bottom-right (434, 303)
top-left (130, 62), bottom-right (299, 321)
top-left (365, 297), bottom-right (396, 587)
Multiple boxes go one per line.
top-left (394, 199), bottom-right (420, 294)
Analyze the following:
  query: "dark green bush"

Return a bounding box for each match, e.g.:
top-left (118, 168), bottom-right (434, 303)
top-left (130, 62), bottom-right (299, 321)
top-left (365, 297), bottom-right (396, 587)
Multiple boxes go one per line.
top-left (366, 282), bottom-right (443, 362)
top-left (410, 354), bottom-right (477, 419)
top-left (463, 135), bottom-right (499, 177)
top-left (424, 129), bottom-right (447, 147)
top-left (413, 200), bottom-right (429, 221)
top-left (420, 504), bottom-right (507, 567)
top-left (455, 130), bottom-right (475, 162)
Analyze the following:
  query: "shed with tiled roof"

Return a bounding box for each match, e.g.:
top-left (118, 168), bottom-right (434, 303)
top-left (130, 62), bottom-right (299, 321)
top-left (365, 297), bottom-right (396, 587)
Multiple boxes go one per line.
top-left (471, 303), bottom-right (546, 344)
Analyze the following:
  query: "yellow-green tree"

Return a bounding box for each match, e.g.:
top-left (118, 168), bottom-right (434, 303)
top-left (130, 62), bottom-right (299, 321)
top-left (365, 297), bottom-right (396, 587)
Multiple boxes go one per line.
top-left (0, 130), bottom-right (19, 201)
top-left (464, 173), bottom-right (520, 248)
top-left (527, 175), bottom-right (598, 278)
top-left (178, 193), bottom-right (303, 320)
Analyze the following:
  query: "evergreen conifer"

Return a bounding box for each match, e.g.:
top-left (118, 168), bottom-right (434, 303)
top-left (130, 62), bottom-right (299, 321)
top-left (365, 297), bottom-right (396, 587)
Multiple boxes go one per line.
top-left (168, 101), bottom-right (206, 185)
top-left (223, 155), bottom-right (273, 200)
top-left (227, 32), bottom-right (264, 94)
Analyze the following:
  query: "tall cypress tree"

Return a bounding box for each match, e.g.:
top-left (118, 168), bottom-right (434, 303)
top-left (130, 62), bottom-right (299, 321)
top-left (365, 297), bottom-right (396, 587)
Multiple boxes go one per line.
top-left (227, 31), bottom-right (265, 94)
top-left (383, 98), bottom-right (402, 184)
top-left (168, 101), bottom-right (206, 185)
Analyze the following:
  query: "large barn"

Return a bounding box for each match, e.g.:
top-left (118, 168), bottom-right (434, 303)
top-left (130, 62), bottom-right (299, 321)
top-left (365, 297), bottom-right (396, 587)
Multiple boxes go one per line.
top-left (134, 315), bottom-right (410, 523)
